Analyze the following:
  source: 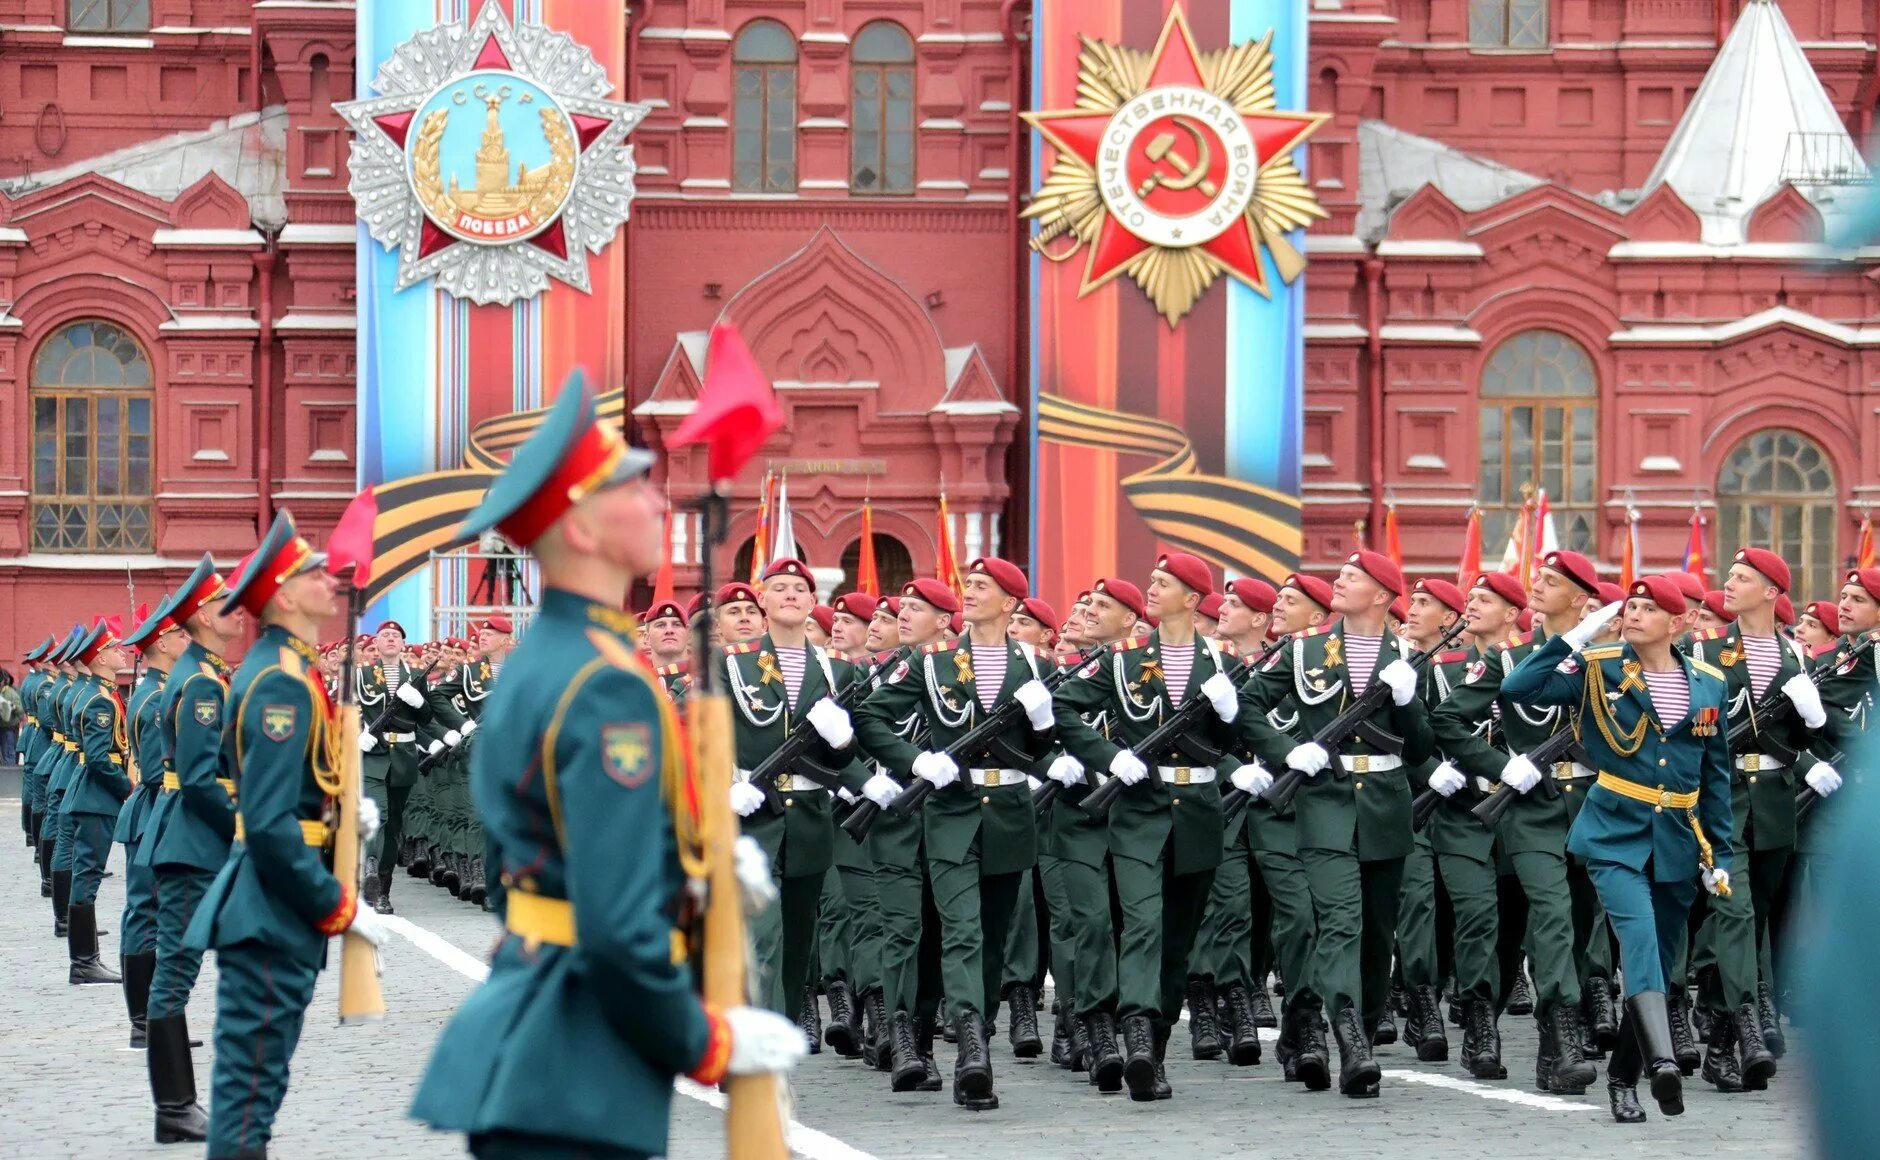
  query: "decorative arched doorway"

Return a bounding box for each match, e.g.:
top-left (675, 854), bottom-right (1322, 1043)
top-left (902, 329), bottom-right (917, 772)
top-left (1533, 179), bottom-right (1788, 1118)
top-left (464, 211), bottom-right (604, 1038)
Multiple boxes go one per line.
top-left (1715, 429), bottom-right (1837, 603)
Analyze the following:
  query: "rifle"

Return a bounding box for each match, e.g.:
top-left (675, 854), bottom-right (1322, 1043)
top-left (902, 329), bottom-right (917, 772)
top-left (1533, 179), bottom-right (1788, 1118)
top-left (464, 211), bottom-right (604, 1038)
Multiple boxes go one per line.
top-left (882, 656), bottom-right (1070, 817)
top-left (745, 647), bottom-right (907, 815)
top-left (363, 655), bottom-right (444, 738)
top-left (1254, 619), bottom-right (1470, 814)
top-left (834, 713), bottom-right (930, 839)
top-left (334, 583), bottom-right (385, 1024)
top-left (1466, 723), bottom-right (1595, 829)
top-left (1766, 633), bottom-right (1877, 824)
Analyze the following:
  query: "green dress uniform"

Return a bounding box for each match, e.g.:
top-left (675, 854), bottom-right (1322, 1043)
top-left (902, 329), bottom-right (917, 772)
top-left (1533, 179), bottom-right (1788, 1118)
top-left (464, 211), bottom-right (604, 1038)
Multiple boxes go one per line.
top-left (47, 651), bottom-right (91, 888)
top-left (1795, 632), bottom-right (1877, 933)
top-left (18, 641), bottom-right (51, 852)
top-left (818, 650), bottom-right (894, 1060)
top-left (68, 650), bottom-right (133, 909)
top-left (32, 640), bottom-right (73, 900)
top-left (114, 651), bottom-right (167, 1043)
top-left (428, 655), bottom-right (500, 902)
top-left (355, 652), bottom-right (437, 903)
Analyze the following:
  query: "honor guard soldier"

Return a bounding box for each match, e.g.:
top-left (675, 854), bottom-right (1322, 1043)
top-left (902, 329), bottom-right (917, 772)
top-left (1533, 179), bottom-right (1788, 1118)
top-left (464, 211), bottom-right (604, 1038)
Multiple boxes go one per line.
top-left (999, 595), bottom-right (1060, 1059)
top-left (410, 377), bottom-right (802, 1158)
top-left (1054, 552), bottom-right (1239, 1102)
top-left (115, 602), bottom-right (183, 1051)
top-left (43, 626), bottom-right (90, 936)
top-left (30, 628), bottom-right (74, 906)
top-left (354, 619), bottom-right (437, 911)
top-left (18, 636), bottom-right (53, 860)
top-left (1502, 576), bottom-right (1732, 1124)
top-left (1240, 551), bottom-right (1434, 1098)
top-left (186, 511), bottom-right (391, 1160)
top-left (643, 600), bottom-right (692, 703)
top-left (67, 617), bottom-right (134, 986)
top-left (420, 616), bottom-right (509, 906)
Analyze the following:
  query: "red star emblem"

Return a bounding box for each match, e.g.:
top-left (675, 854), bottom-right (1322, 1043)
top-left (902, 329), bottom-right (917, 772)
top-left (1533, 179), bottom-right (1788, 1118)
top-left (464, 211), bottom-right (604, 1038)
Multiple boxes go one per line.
top-left (1024, 8), bottom-right (1326, 298)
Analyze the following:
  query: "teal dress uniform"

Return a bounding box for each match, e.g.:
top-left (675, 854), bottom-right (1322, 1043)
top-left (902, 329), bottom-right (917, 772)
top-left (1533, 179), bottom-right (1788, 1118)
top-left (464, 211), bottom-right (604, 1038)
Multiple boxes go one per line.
top-left (114, 658), bottom-right (168, 1041)
top-left (18, 642), bottom-right (50, 848)
top-left (47, 658), bottom-right (91, 879)
top-left (69, 665), bottom-right (133, 907)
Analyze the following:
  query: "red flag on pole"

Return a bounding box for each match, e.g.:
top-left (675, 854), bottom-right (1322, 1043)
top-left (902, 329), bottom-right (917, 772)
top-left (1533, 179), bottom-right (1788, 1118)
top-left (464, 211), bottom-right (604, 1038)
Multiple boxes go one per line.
top-left (1682, 508), bottom-right (1708, 587)
top-left (671, 321), bottom-right (783, 483)
top-left (1858, 510), bottom-right (1876, 570)
top-left (1620, 504), bottom-right (1641, 589)
top-left (1383, 502), bottom-right (1404, 570)
top-left (857, 497), bottom-right (880, 595)
top-left (327, 488), bottom-right (381, 585)
top-left (1456, 506), bottom-right (1482, 587)
top-left (936, 488), bottom-right (964, 596)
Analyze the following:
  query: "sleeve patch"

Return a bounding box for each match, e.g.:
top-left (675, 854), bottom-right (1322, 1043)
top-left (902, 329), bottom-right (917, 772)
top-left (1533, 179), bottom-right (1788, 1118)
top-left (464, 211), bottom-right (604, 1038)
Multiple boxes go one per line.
top-left (261, 703), bottom-right (297, 741)
top-left (1555, 657), bottom-right (1581, 675)
top-left (92, 708), bottom-right (113, 727)
top-left (193, 699), bottom-right (220, 727)
top-left (601, 722), bottom-right (654, 788)
top-left (889, 660), bottom-right (910, 684)
top-left (1465, 659), bottom-right (1486, 684)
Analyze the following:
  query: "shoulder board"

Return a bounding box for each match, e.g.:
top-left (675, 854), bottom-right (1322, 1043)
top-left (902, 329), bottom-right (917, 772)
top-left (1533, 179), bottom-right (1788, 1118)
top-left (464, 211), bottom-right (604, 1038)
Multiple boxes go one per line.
top-left (199, 662), bottom-right (218, 680)
top-left (1111, 635), bottom-right (1149, 653)
top-left (1056, 651), bottom-right (1085, 668)
top-left (921, 641), bottom-right (951, 655)
top-left (657, 663), bottom-right (685, 677)
top-left (1690, 656), bottom-right (1725, 682)
top-left (722, 642), bottom-right (758, 656)
top-left (1812, 641), bottom-right (1841, 659)
top-left (1691, 627), bottom-right (1724, 642)
top-left (1438, 649), bottom-right (1470, 664)
top-left (1301, 623), bottom-right (1335, 638)
top-left (1511, 631), bottom-right (1533, 647)
top-left (873, 650), bottom-right (899, 665)
top-left (278, 648), bottom-right (305, 680)
top-left (586, 628), bottom-right (648, 675)
top-left (1218, 639), bottom-right (1240, 657)
top-left (1580, 644), bottom-right (1624, 662)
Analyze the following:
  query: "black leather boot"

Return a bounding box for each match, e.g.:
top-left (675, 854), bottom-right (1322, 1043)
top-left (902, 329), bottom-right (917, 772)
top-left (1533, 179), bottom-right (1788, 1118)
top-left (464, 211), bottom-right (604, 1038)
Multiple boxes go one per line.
top-left (1465, 998), bottom-right (1505, 1080)
top-left (1668, 989), bottom-right (1700, 1075)
top-left (1701, 1009), bottom-right (1743, 1093)
top-left (444, 852), bottom-right (464, 895)
top-left (1607, 1007), bottom-right (1646, 1122)
top-left (68, 903), bottom-right (121, 985)
top-left (863, 989), bottom-right (890, 1072)
top-left (888, 1011), bottom-right (925, 1092)
top-left (363, 856), bottom-right (381, 902)
top-left (798, 984), bottom-right (823, 1054)
top-left (38, 836), bottom-right (53, 896)
top-left (147, 1014), bottom-right (209, 1143)
top-left (1222, 981), bottom-right (1261, 1066)
top-left (1691, 1000), bottom-right (1712, 1043)
top-left (915, 1014), bottom-right (943, 1091)
top-left (1549, 1003), bottom-right (1595, 1093)
top-left (1629, 991), bottom-right (1683, 1116)
top-left (1291, 1002), bottom-right (1331, 1090)
top-left (1151, 1020), bottom-right (1173, 1099)
top-left (1734, 1001), bottom-right (1776, 1090)
top-left (1068, 1012), bottom-right (1090, 1073)
top-left (1536, 1008), bottom-right (1557, 1093)
top-left (467, 856), bottom-right (488, 906)
top-left (1250, 981), bottom-right (1277, 1028)
top-left (51, 867), bottom-right (71, 937)
top-left (1050, 1001), bottom-right (1072, 1067)
top-left (1446, 977), bottom-right (1462, 1027)
top-left (1186, 978), bottom-right (1223, 1060)
top-left (376, 870), bottom-right (394, 916)
top-left (1333, 1007), bottom-right (1380, 1097)
top-left (1412, 985), bottom-right (1448, 1061)
top-left (1006, 983), bottom-right (1042, 1058)
top-left (1371, 1006), bottom-right (1398, 1046)
top-left (1506, 967), bottom-right (1534, 1015)
top-left (824, 978), bottom-right (861, 1057)
top-left (406, 840), bottom-right (431, 878)
top-left (1121, 1014), bottom-right (1158, 1101)
top-left (1584, 974), bottom-right (1618, 1051)
top-left (429, 856), bottom-right (449, 888)
top-left (952, 1013), bottom-right (996, 1110)
top-left (1757, 982), bottom-right (1785, 1059)
top-left (1085, 1010), bottom-right (1123, 1091)
top-left (123, 949), bottom-right (156, 1049)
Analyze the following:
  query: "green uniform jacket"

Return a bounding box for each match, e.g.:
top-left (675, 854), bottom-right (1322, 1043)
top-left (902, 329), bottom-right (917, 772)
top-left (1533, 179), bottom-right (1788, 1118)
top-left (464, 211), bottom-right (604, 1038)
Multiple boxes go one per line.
top-left (112, 667), bottom-right (168, 845)
top-left (726, 635), bottom-right (868, 879)
top-left (1039, 651), bottom-right (1117, 868)
top-left (409, 589), bottom-right (712, 1157)
top-left (1503, 634), bottom-right (1733, 882)
top-left (185, 626), bottom-right (349, 962)
top-left (143, 642), bottom-right (236, 872)
top-left (854, 637), bottom-right (1048, 876)
top-left (1240, 624), bottom-right (1435, 861)
top-left (47, 675), bottom-right (87, 806)
top-left (68, 675), bottom-right (133, 817)
top-left (19, 669), bottom-right (45, 768)
top-left (428, 655), bottom-right (498, 774)
top-left (1801, 632), bottom-right (1876, 852)
top-left (1054, 630), bottom-right (1236, 876)
top-left (357, 656), bottom-right (437, 789)
top-left (1416, 646), bottom-right (1496, 862)
top-left (1686, 623), bottom-right (1825, 852)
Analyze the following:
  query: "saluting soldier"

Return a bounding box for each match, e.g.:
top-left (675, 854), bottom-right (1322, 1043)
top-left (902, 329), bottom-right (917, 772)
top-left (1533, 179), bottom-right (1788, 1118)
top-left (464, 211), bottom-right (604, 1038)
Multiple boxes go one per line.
top-left (115, 602), bottom-right (183, 1051)
top-left (1501, 576), bottom-right (1731, 1125)
top-left (66, 618), bottom-right (134, 987)
top-left (185, 511), bottom-right (391, 1159)
top-left (354, 619), bottom-right (437, 911)
top-left (1239, 551), bottom-right (1434, 1098)
top-left (410, 377), bottom-right (803, 1156)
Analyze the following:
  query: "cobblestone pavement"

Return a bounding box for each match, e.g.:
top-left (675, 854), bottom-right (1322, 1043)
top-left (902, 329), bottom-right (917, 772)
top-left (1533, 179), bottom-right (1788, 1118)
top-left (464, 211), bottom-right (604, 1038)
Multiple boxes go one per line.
top-left (0, 789), bottom-right (1815, 1160)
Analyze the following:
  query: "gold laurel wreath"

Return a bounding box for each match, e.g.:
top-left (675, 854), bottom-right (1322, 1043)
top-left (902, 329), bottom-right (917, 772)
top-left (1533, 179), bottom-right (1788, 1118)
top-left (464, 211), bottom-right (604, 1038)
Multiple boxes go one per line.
top-left (410, 107), bottom-right (578, 236)
top-left (1026, 27), bottom-right (1328, 323)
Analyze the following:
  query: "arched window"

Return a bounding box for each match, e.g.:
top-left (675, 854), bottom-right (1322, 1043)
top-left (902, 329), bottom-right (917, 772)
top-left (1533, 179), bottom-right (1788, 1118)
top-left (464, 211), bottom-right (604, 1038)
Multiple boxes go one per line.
top-left (851, 22), bottom-right (914, 194)
top-left (31, 321), bottom-right (154, 552)
top-left (1717, 430), bottom-right (1837, 604)
top-left (1476, 329), bottom-right (1598, 552)
top-left (840, 533), bottom-right (914, 597)
top-left (68, 0), bottom-right (148, 32)
top-left (733, 20), bottom-right (797, 193)
top-left (1470, 0), bottom-right (1546, 47)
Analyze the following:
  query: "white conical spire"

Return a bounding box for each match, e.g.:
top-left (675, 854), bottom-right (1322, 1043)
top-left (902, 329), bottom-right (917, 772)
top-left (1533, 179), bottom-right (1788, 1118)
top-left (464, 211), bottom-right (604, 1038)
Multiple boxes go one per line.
top-left (1642, 0), bottom-right (1866, 243)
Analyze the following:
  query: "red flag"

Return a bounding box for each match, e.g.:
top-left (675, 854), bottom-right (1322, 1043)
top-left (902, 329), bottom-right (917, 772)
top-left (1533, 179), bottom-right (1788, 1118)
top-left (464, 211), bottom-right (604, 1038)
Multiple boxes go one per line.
top-left (857, 497), bottom-right (880, 595)
top-left (1858, 511), bottom-right (1876, 570)
top-left (132, 601), bottom-right (150, 628)
top-left (650, 507), bottom-right (676, 607)
top-left (671, 322), bottom-right (783, 482)
top-left (1456, 507), bottom-right (1481, 587)
top-left (937, 489), bottom-right (964, 595)
top-left (1383, 503), bottom-right (1403, 570)
top-left (1620, 505), bottom-right (1641, 589)
top-left (1682, 508), bottom-right (1707, 587)
top-left (327, 489), bottom-right (381, 585)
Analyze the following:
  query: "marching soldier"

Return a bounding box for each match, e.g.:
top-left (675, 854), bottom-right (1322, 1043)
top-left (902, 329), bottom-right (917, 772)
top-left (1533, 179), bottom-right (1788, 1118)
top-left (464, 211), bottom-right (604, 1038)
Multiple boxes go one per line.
top-left (644, 599), bottom-right (692, 703)
top-left (421, 617), bottom-right (509, 906)
top-left (354, 619), bottom-right (437, 911)
top-left (718, 581), bottom-right (766, 645)
top-left (116, 602), bottom-right (183, 1052)
top-left (66, 617), bottom-right (133, 987)
top-left (185, 510), bottom-right (391, 1159)
top-left (1500, 576), bottom-right (1731, 1125)
top-left (999, 594), bottom-right (1061, 1061)
top-left (410, 378), bottom-right (803, 1156)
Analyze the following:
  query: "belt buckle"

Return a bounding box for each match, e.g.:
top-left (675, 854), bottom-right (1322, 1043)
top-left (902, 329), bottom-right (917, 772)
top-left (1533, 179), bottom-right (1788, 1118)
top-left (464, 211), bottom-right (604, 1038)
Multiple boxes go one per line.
top-left (1352, 755), bottom-right (1369, 774)
top-left (1553, 762), bottom-right (1573, 779)
top-left (1174, 766), bottom-right (1191, 786)
top-left (982, 769), bottom-right (1000, 787)
top-left (1742, 753), bottom-right (1760, 773)
top-left (775, 773), bottom-right (793, 793)
top-left (1655, 789), bottom-right (1672, 813)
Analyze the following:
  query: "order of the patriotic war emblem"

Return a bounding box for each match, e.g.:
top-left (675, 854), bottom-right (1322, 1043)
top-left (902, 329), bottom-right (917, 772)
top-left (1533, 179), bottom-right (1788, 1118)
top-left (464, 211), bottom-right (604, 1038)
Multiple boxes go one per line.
top-left (336, 1), bottom-right (648, 304)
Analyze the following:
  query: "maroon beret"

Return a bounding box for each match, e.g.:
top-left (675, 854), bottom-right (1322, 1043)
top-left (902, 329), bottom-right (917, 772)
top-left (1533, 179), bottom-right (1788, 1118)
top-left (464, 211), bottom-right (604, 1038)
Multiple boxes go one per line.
top-left (809, 604), bottom-right (835, 635)
top-left (1517, 608), bottom-right (1535, 633)
top-left (967, 556), bottom-right (1029, 600)
top-left (1664, 570), bottom-right (1706, 603)
top-left (902, 577), bottom-right (961, 615)
top-left (715, 582), bottom-right (760, 608)
top-left (483, 615), bottom-right (514, 634)
top-left (1701, 590), bottom-right (1735, 624)
top-left (1733, 547), bottom-right (1791, 593)
top-left (643, 601), bottom-right (684, 625)
top-left (1849, 568), bottom-right (1880, 601)
top-left (687, 593), bottom-right (710, 621)
top-left (1346, 550), bottom-right (1405, 597)
top-left (879, 596), bottom-right (902, 618)
top-left (1017, 597), bottom-right (1059, 633)
top-left (1228, 577), bottom-right (1277, 615)
top-left (1776, 593), bottom-right (1796, 627)
top-left (1538, 550), bottom-right (1600, 597)
top-left (1807, 601), bottom-right (1841, 637)
top-left (1629, 574), bottom-right (1687, 617)
top-left (949, 612), bottom-right (963, 634)
top-left (1389, 597), bottom-right (1409, 622)
top-left (377, 620), bottom-right (407, 639)
top-left (1092, 577), bottom-right (1147, 620)
top-left (1596, 582), bottom-right (1624, 607)
top-left (833, 592), bottom-right (878, 622)
top-left (1472, 570), bottom-right (1528, 610)
top-left (761, 557), bottom-right (812, 584)
top-left (1282, 572), bottom-right (1334, 611)
top-left (1198, 592), bottom-right (1224, 621)
top-left (1412, 577), bottom-right (1467, 616)
top-left (1154, 551), bottom-right (1214, 596)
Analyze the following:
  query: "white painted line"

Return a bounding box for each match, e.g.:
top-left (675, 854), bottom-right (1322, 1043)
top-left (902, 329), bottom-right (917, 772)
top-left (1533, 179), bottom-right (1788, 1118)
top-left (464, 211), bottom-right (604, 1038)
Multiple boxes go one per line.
top-left (380, 913), bottom-right (882, 1160)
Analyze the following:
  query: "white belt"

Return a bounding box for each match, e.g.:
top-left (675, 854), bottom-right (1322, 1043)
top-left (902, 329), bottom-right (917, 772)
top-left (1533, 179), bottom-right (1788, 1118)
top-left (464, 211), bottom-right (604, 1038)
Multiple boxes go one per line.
top-left (732, 768), bottom-right (828, 794)
top-left (382, 731), bottom-right (415, 743)
top-left (1338, 754), bottom-right (1403, 773)
top-left (967, 768), bottom-right (1024, 787)
top-left (1734, 754), bottom-right (1788, 773)
top-left (1156, 765), bottom-right (1215, 785)
top-left (1474, 777), bottom-right (1499, 795)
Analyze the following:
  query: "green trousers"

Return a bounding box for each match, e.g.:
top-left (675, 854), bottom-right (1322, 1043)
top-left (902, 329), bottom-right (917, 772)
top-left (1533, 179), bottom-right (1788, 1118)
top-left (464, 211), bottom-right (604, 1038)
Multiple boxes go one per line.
top-left (148, 866), bottom-right (213, 1019)
top-left (1493, 850), bottom-right (1582, 1011)
top-left (870, 813), bottom-right (941, 1019)
top-left (405, 770), bottom-right (436, 847)
top-left (1192, 824), bottom-right (1255, 988)
top-left (929, 830), bottom-right (1023, 1025)
top-left (750, 872), bottom-right (820, 1018)
top-left (816, 867), bottom-right (851, 990)
top-left (1002, 867), bottom-right (1050, 992)
top-left (1038, 854), bottom-right (1079, 1005)
top-left (206, 940), bottom-right (319, 1158)
top-left (1696, 844), bottom-right (1789, 1012)
top-left (1300, 849), bottom-right (1403, 1024)
top-left (362, 771), bottom-right (413, 876)
top-left (1400, 841), bottom-right (1497, 999)
top-left (832, 863), bottom-right (883, 995)
top-left (1114, 848), bottom-right (1215, 1022)
top-left (119, 838), bottom-right (159, 956)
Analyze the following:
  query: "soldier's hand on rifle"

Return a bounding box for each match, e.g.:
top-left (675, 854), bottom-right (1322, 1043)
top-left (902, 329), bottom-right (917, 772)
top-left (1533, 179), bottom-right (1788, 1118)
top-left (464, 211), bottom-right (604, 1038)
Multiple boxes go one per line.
top-left (461, 718), bottom-right (478, 737)
top-left (1806, 762), bottom-right (1843, 797)
top-left (723, 1006), bottom-right (809, 1075)
top-left (358, 730), bottom-right (379, 753)
top-left (1015, 679), bottom-right (1055, 731)
top-left (356, 795), bottom-right (381, 842)
top-left (1379, 659), bottom-right (1419, 707)
top-left (1429, 761), bottom-right (1466, 798)
top-left (1781, 672), bottom-right (1827, 729)
top-left (427, 740), bottom-right (445, 758)
top-left (863, 771), bottom-right (901, 807)
top-left (1563, 601), bottom-right (1623, 650)
top-left (397, 683), bottom-right (426, 708)
top-left (1501, 754), bottom-right (1543, 794)
top-left (1702, 866), bottom-right (1731, 897)
top-left (1285, 742), bottom-right (1329, 776)
top-left (806, 698), bottom-right (854, 749)
top-left (1230, 760), bottom-right (1273, 797)
top-left (912, 750), bottom-right (959, 789)
top-left (1201, 672), bottom-right (1240, 723)
top-left (443, 729), bottom-right (463, 747)
top-left (1046, 753), bottom-right (1085, 786)
top-left (348, 901), bottom-right (391, 948)
top-left (1109, 749), bottom-right (1148, 786)
top-left (729, 781), bottom-right (765, 818)
top-left (733, 835), bottom-right (777, 914)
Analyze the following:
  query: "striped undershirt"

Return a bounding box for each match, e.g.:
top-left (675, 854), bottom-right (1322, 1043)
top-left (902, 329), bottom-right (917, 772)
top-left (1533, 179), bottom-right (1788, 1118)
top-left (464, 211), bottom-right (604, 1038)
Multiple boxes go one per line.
top-left (1343, 635), bottom-right (1383, 698)
top-left (1642, 668), bottom-right (1689, 728)
top-left (381, 661), bottom-right (401, 694)
top-left (971, 644), bottom-right (1008, 712)
top-left (775, 646), bottom-right (807, 706)
top-left (1162, 642), bottom-right (1196, 707)
top-left (1740, 634), bottom-right (1782, 700)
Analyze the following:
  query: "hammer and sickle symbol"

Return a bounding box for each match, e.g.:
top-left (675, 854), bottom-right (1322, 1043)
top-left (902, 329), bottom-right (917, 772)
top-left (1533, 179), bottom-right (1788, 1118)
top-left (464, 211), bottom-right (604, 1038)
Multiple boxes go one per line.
top-left (1135, 116), bottom-right (1218, 200)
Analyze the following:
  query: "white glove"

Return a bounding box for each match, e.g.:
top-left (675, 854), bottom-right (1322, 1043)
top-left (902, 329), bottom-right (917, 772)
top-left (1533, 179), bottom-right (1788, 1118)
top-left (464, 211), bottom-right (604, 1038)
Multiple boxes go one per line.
top-left (1285, 742), bottom-right (1330, 776)
top-left (1047, 753), bottom-right (1086, 787)
top-left (1014, 679), bottom-right (1055, 732)
top-left (1502, 754), bottom-right (1543, 794)
top-left (806, 697), bottom-right (854, 749)
top-left (358, 730), bottom-right (379, 753)
top-left (396, 682), bottom-right (426, 708)
top-left (1806, 763), bottom-right (1843, 797)
top-left (912, 750), bottom-right (959, 789)
top-left (1563, 601), bottom-right (1624, 651)
top-left (1230, 762), bottom-right (1274, 797)
top-left (729, 781), bottom-right (766, 818)
top-left (347, 901), bottom-right (390, 948)
top-left (1702, 866), bottom-right (1731, 896)
top-left (443, 729), bottom-right (462, 747)
top-left (1109, 749), bottom-right (1149, 786)
top-left (863, 772), bottom-right (901, 808)
top-left (723, 1005), bottom-right (809, 1075)
top-left (426, 739), bottom-right (445, 758)
top-left (1026, 774), bottom-right (1042, 793)
top-left (1379, 658), bottom-right (1419, 707)
top-left (732, 834), bottom-right (777, 915)
top-left (1201, 671), bottom-right (1240, 723)
top-left (836, 786), bottom-right (858, 805)
top-left (356, 795), bottom-right (382, 842)
top-left (460, 718), bottom-right (478, 737)
top-left (1429, 761), bottom-right (1466, 798)
top-left (1782, 672), bottom-right (1827, 730)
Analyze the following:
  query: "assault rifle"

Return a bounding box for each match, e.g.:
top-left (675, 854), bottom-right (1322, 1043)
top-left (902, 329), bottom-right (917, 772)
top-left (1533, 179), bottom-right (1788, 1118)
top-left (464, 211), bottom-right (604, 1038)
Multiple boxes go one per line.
top-left (1464, 722), bottom-right (1595, 829)
top-left (1791, 632), bottom-right (1878, 822)
top-left (746, 647), bottom-right (908, 816)
top-left (877, 657), bottom-right (1074, 821)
